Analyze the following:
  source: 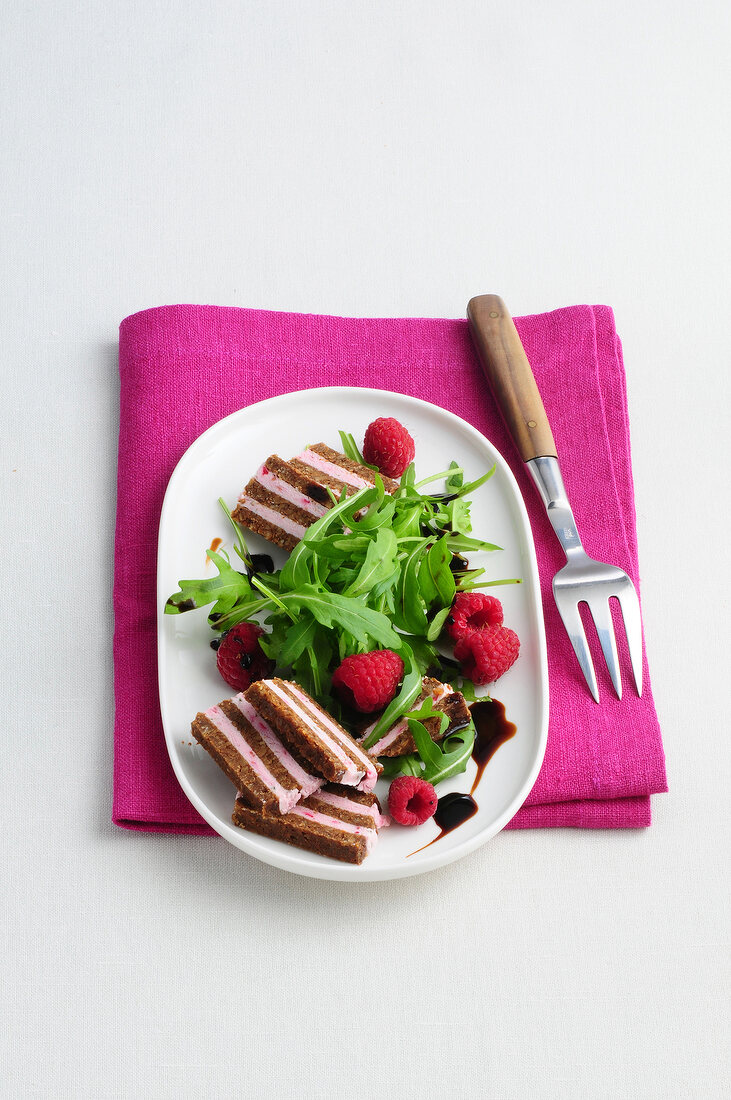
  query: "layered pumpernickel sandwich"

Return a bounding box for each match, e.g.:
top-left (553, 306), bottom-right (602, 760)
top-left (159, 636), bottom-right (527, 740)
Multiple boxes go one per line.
top-left (360, 677), bottom-right (472, 758)
top-left (191, 693), bottom-right (323, 814)
top-left (231, 442), bottom-right (398, 551)
top-left (232, 783), bottom-right (390, 865)
top-left (244, 678), bottom-right (382, 791)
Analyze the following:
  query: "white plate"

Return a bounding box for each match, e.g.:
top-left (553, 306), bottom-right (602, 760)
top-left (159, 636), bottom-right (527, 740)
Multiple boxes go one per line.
top-left (157, 387), bottom-right (548, 880)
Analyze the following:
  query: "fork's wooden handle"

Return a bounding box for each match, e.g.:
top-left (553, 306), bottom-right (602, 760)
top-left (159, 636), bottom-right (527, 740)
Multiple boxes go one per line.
top-left (467, 294), bottom-right (557, 462)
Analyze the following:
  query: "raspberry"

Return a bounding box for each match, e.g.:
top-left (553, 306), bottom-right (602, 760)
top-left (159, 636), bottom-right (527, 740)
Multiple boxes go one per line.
top-left (446, 592), bottom-right (505, 643)
top-left (215, 622), bottom-right (275, 692)
top-left (387, 776), bottom-right (438, 826)
top-left (362, 417), bottom-right (415, 478)
top-left (454, 625), bottom-right (520, 685)
top-left (331, 649), bottom-right (404, 713)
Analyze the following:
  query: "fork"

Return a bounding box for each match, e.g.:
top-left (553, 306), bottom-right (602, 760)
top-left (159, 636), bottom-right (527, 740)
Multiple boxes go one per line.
top-left (466, 294), bottom-right (642, 702)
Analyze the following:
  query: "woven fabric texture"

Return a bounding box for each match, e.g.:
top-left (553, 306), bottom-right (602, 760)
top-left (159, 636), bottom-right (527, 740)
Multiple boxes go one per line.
top-left (113, 303), bottom-right (667, 833)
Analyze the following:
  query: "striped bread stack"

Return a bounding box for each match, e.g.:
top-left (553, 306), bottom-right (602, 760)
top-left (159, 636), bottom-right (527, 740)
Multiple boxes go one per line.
top-left (232, 785), bottom-right (389, 865)
top-left (232, 442), bottom-right (399, 551)
top-left (191, 678), bottom-right (388, 864)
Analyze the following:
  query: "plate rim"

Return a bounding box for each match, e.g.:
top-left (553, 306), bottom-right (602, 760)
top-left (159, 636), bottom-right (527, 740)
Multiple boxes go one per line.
top-left (157, 385), bottom-right (549, 881)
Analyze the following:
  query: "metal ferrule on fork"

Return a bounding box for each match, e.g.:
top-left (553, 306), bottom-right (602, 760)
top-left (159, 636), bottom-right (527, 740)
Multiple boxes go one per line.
top-left (526, 456), bottom-right (583, 559)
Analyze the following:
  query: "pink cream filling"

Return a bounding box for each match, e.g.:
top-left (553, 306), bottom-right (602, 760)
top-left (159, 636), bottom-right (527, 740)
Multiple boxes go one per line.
top-left (289, 805), bottom-right (378, 852)
top-left (205, 705), bottom-right (300, 814)
top-left (363, 682), bottom-right (454, 757)
top-left (236, 495), bottom-right (307, 538)
top-left (263, 681), bottom-right (364, 786)
top-left (295, 449), bottom-right (371, 490)
top-left (314, 789), bottom-right (390, 829)
top-left (231, 695), bottom-right (323, 798)
top-left (255, 465), bottom-right (329, 519)
top-left (284, 682), bottom-right (379, 790)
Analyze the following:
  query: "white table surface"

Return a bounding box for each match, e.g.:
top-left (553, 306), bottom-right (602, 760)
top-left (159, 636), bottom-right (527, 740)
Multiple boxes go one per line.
top-left (2, 2), bottom-right (729, 1097)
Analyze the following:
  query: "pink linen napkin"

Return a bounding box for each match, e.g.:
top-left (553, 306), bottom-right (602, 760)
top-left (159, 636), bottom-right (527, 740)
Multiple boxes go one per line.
top-left (113, 303), bottom-right (667, 834)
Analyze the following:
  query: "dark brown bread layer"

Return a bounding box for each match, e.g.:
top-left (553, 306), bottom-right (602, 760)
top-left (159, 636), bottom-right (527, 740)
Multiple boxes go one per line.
top-left (262, 455), bottom-right (338, 506)
top-left (244, 679), bottom-right (381, 785)
top-left (289, 442), bottom-right (396, 500)
top-left (308, 443), bottom-right (399, 493)
top-left (243, 474), bottom-right (322, 530)
top-left (192, 697), bottom-right (318, 811)
top-left (369, 680), bottom-right (472, 757)
top-left (229, 504), bottom-right (300, 552)
top-left (288, 458), bottom-right (361, 500)
top-left (317, 783), bottom-right (380, 806)
top-left (273, 680), bottom-right (382, 784)
top-left (190, 709), bottom-right (285, 810)
top-left (245, 681), bottom-right (346, 782)
top-left (305, 785), bottom-right (383, 830)
top-left (231, 795), bottom-right (373, 864)
top-left (191, 712), bottom-right (261, 795)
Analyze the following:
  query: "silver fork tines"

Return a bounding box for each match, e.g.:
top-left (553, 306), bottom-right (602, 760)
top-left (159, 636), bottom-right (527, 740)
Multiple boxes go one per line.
top-left (528, 457), bottom-right (643, 703)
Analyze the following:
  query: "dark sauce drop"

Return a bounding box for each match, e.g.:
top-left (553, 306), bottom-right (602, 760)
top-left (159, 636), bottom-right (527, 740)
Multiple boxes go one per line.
top-left (470, 698), bottom-right (517, 794)
top-left (173, 598), bottom-right (197, 613)
top-left (449, 552), bottom-right (470, 574)
top-left (250, 553), bottom-right (274, 574)
top-left (305, 482), bottom-right (330, 504)
top-left (435, 792), bottom-right (479, 831)
top-left (208, 537), bottom-right (223, 554)
top-left (424, 654), bottom-right (461, 681)
top-left (408, 793), bottom-right (478, 856)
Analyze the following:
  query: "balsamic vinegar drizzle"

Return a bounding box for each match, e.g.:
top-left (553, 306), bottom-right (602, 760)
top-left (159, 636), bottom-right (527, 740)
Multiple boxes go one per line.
top-left (249, 552), bottom-right (274, 575)
top-left (408, 698), bottom-right (517, 856)
top-left (469, 698), bottom-right (517, 794)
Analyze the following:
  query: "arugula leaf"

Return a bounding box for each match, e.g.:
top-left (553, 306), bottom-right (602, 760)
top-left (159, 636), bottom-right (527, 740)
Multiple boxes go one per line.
top-left (384, 720), bottom-right (476, 786)
top-left (338, 430), bottom-right (367, 465)
top-left (453, 465), bottom-right (496, 498)
top-left (446, 533), bottom-right (502, 553)
top-left (393, 542), bottom-right (429, 634)
top-left (426, 605), bottom-right (452, 641)
top-left (280, 585), bottom-right (400, 648)
top-left (279, 487), bottom-right (371, 591)
top-left (398, 462), bottom-right (417, 491)
top-left (425, 537), bottom-right (456, 608)
top-left (445, 460), bottom-right (464, 493)
top-left (210, 596), bottom-right (274, 633)
top-left (447, 496), bottom-right (472, 536)
top-left (413, 466), bottom-right (464, 490)
top-left (344, 528), bottom-right (398, 598)
top-left (400, 635), bottom-right (441, 676)
top-left (218, 497), bottom-right (252, 568)
top-left (409, 716), bottom-right (449, 770)
top-left (268, 616), bottom-right (317, 666)
top-left (164, 549), bottom-right (254, 617)
top-left (456, 679), bottom-right (479, 703)
top-left (381, 755), bottom-right (423, 779)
